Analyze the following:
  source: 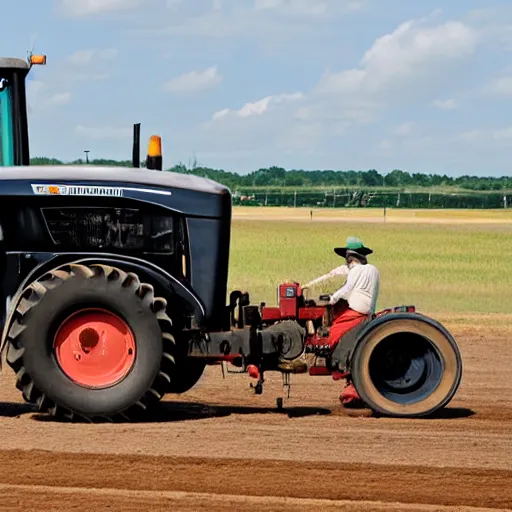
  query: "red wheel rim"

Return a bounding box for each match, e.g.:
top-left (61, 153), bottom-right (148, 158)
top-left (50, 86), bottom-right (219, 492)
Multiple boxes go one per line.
top-left (53, 308), bottom-right (136, 389)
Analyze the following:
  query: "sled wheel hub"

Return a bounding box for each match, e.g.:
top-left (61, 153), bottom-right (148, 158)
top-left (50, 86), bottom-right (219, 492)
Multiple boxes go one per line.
top-left (53, 308), bottom-right (136, 389)
top-left (368, 332), bottom-right (443, 404)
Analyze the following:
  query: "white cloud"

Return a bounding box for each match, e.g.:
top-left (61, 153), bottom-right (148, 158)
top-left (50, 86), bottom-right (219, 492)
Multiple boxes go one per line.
top-left (284, 16), bottom-right (479, 135)
top-left (204, 15), bottom-right (481, 157)
top-left (67, 50), bottom-right (95, 65)
top-left (432, 98), bottom-right (458, 109)
top-left (99, 48), bottom-right (119, 60)
top-left (164, 67), bottom-right (222, 93)
top-left (316, 18), bottom-right (477, 97)
top-left (213, 92), bottom-right (304, 120)
top-left (253, 0), bottom-right (363, 16)
top-left (26, 81), bottom-right (72, 110)
top-left (275, 122), bottom-right (323, 153)
top-left (27, 80), bottom-right (46, 98)
top-left (493, 127), bottom-right (512, 142)
top-left (379, 139), bottom-right (392, 150)
top-left (394, 122), bottom-right (414, 136)
top-left (488, 76), bottom-right (512, 96)
top-left (67, 48), bottom-right (119, 65)
top-left (455, 130), bottom-right (483, 143)
top-left (69, 73), bottom-right (111, 83)
top-left (254, 0), bottom-right (328, 16)
top-left (47, 92), bottom-right (72, 107)
top-left (454, 127), bottom-right (512, 147)
top-left (57, 0), bottom-right (142, 17)
top-left (26, 47), bottom-right (118, 116)
top-left (74, 125), bottom-right (132, 140)
top-left (133, 0), bottom-right (362, 40)
top-left (293, 102), bottom-right (376, 128)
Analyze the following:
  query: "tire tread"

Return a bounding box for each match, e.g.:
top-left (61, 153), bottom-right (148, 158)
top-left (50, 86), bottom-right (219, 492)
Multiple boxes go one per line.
top-left (5, 263), bottom-right (177, 423)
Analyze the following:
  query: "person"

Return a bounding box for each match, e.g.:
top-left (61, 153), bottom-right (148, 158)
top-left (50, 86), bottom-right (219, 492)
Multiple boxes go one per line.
top-left (325, 236), bottom-right (379, 407)
top-left (326, 236), bottom-right (379, 350)
top-left (279, 236), bottom-right (380, 408)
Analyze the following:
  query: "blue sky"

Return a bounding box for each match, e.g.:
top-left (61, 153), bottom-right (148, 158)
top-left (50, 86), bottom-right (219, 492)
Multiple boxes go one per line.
top-left (3, 0), bottom-right (512, 176)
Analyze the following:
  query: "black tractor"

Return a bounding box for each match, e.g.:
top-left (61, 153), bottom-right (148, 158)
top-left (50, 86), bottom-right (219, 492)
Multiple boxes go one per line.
top-left (0, 55), bottom-right (462, 422)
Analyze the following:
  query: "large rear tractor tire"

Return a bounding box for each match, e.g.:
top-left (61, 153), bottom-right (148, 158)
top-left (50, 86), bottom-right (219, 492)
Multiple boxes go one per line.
top-left (166, 358), bottom-right (206, 394)
top-left (350, 317), bottom-right (462, 418)
top-left (5, 263), bottom-right (177, 422)
top-left (166, 337), bottom-right (206, 394)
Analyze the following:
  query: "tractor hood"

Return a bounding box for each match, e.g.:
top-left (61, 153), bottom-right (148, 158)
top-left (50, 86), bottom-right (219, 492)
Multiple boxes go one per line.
top-left (0, 165), bottom-right (229, 195)
top-left (0, 165), bottom-right (232, 218)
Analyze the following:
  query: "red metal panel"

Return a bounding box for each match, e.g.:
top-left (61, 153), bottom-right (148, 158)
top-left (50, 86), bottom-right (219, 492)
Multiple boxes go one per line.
top-left (298, 307), bottom-right (326, 321)
top-left (261, 307), bottom-right (281, 322)
top-left (278, 283), bottom-right (300, 318)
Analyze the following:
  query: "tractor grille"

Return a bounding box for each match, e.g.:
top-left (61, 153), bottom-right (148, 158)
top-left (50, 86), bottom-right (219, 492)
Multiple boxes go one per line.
top-left (41, 207), bottom-right (174, 252)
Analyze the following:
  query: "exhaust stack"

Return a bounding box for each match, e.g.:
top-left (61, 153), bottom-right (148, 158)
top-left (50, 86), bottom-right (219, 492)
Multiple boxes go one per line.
top-left (132, 123), bottom-right (140, 168)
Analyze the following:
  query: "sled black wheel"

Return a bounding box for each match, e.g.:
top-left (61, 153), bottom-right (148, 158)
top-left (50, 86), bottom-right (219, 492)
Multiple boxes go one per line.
top-left (350, 317), bottom-right (462, 418)
top-left (5, 263), bottom-right (177, 422)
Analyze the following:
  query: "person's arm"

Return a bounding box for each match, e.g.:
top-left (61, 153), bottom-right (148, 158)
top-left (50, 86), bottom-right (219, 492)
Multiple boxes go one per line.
top-left (329, 268), bottom-right (356, 305)
top-left (303, 264), bottom-right (349, 288)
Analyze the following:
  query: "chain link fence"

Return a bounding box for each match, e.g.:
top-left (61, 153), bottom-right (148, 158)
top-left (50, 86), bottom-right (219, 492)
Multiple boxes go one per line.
top-left (232, 190), bottom-right (509, 209)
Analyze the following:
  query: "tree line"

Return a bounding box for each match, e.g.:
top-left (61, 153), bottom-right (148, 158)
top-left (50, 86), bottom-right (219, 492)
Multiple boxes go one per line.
top-left (29, 158), bottom-right (512, 192)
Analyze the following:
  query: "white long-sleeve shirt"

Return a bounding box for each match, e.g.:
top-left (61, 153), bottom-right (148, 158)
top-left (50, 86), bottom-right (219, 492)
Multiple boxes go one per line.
top-left (303, 264), bottom-right (350, 288)
top-left (329, 263), bottom-right (380, 315)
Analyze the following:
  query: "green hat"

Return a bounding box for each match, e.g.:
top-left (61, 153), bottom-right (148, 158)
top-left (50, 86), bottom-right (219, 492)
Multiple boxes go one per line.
top-left (334, 236), bottom-right (373, 258)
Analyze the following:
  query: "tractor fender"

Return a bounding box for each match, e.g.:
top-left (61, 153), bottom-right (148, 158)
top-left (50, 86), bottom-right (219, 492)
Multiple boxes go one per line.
top-left (330, 312), bottom-right (458, 373)
top-left (0, 254), bottom-right (205, 373)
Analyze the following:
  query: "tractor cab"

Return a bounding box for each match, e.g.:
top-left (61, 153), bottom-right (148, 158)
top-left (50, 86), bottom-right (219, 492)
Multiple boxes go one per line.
top-left (0, 75), bottom-right (13, 166)
top-left (0, 56), bottom-right (46, 167)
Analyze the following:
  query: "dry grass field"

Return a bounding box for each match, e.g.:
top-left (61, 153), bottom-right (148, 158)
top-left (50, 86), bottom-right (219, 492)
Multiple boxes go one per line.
top-left (0, 207), bottom-right (511, 511)
top-left (229, 207), bottom-right (512, 321)
top-left (233, 206), bottom-right (512, 223)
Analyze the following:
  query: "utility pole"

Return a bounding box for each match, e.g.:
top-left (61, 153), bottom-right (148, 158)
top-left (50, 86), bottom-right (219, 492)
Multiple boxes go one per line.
top-left (84, 150), bottom-right (90, 164)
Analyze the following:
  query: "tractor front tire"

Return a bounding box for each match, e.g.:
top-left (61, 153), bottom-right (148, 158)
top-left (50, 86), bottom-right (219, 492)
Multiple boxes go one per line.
top-left (5, 263), bottom-right (177, 422)
top-left (350, 317), bottom-right (462, 418)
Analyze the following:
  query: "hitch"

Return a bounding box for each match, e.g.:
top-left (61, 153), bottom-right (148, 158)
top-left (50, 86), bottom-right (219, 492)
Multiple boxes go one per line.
top-left (275, 372), bottom-right (292, 410)
top-left (247, 363), bottom-right (292, 408)
top-left (248, 364), bottom-right (264, 394)
top-left (282, 372), bottom-right (291, 398)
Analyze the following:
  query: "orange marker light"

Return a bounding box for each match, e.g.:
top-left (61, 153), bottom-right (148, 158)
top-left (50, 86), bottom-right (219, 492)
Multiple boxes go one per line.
top-left (248, 365), bottom-right (260, 380)
top-left (147, 135), bottom-right (162, 157)
top-left (30, 55), bottom-right (47, 66)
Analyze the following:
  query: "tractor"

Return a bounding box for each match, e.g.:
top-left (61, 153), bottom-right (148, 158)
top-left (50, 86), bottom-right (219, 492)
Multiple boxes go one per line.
top-left (0, 54), bottom-right (462, 421)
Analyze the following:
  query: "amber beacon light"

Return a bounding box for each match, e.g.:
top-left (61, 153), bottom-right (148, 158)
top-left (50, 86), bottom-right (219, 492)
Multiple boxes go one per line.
top-left (146, 135), bottom-right (163, 171)
top-left (30, 54), bottom-right (47, 66)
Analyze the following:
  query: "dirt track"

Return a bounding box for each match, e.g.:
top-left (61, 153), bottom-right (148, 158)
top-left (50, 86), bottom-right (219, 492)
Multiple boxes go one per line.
top-left (0, 325), bottom-right (510, 511)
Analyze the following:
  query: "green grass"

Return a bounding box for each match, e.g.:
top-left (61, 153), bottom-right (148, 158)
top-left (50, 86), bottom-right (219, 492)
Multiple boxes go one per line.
top-left (227, 219), bottom-right (512, 317)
